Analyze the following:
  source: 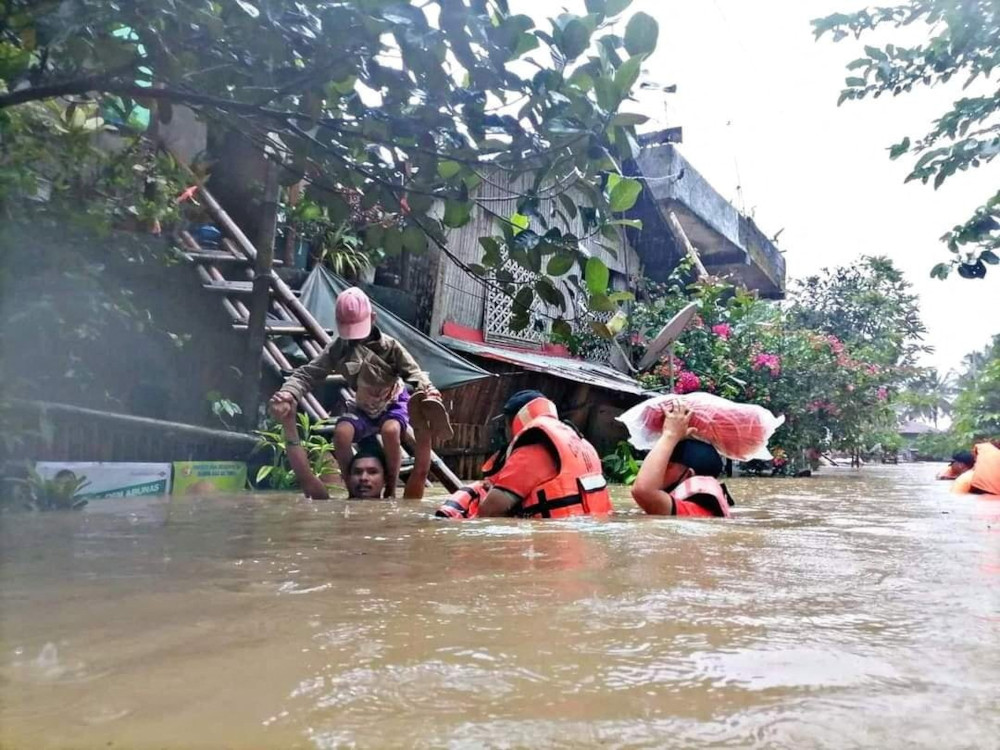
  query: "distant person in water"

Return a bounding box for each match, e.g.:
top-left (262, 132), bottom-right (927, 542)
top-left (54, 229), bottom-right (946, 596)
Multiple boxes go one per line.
top-left (268, 286), bottom-right (452, 497)
top-left (631, 399), bottom-right (733, 517)
top-left (937, 450), bottom-right (975, 480)
top-left (276, 407), bottom-right (431, 500)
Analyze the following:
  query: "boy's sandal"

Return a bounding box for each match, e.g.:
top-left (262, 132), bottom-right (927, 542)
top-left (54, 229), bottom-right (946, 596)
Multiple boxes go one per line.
top-left (416, 393), bottom-right (454, 441)
top-left (408, 392), bottom-right (430, 431)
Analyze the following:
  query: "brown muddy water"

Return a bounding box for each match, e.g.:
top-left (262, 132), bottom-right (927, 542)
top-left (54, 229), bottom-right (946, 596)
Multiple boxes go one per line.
top-left (1, 464), bottom-right (998, 749)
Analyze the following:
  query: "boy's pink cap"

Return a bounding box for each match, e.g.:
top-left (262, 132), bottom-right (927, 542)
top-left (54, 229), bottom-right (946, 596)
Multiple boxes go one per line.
top-left (335, 287), bottom-right (372, 340)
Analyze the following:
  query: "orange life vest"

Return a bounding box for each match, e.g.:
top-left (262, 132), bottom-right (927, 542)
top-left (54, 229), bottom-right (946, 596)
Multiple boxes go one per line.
top-left (953, 442), bottom-right (1000, 496)
top-left (670, 475), bottom-right (732, 518)
top-left (498, 401), bottom-right (613, 519)
top-left (435, 482), bottom-right (488, 519)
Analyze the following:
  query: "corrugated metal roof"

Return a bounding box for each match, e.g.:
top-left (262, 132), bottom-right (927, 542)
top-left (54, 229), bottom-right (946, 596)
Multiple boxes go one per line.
top-left (898, 420), bottom-right (937, 436)
top-left (438, 336), bottom-right (651, 397)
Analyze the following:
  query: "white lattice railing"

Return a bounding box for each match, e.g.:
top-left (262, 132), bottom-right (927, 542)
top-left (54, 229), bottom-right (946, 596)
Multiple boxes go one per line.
top-left (483, 259), bottom-right (613, 363)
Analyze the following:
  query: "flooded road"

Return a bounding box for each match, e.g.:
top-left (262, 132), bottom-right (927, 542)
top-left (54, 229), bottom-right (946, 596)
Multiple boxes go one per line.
top-left (1, 464), bottom-right (998, 749)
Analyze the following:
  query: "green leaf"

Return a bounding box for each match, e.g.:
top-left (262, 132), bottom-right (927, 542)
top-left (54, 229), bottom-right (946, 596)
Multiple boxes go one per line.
top-left (889, 137), bottom-right (910, 160)
top-left (402, 226), bottom-right (427, 253)
top-left (514, 286), bottom-right (533, 310)
top-left (510, 212), bottom-right (530, 234)
top-left (256, 465), bottom-right (273, 484)
top-left (981, 250), bottom-right (999, 265)
top-left (383, 227), bottom-right (403, 256)
top-left (589, 293), bottom-right (616, 312)
top-left (611, 112), bottom-right (649, 127)
top-left (590, 320), bottom-right (614, 338)
top-left (608, 291), bottom-right (635, 303)
top-left (607, 0), bottom-right (634, 15)
top-left (443, 199), bottom-right (473, 228)
top-left (608, 176), bottom-right (642, 212)
top-left (614, 55), bottom-right (643, 97)
top-left (557, 19), bottom-right (591, 59)
top-left (864, 44), bottom-right (887, 62)
top-left (624, 12), bottom-right (658, 56)
top-left (558, 193), bottom-right (578, 220)
top-left (845, 76), bottom-right (866, 87)
top-left (585, 257), bottom-right (610, 295)
top-left (547, 252), bottom-right (576, 276)
top-left (535, 277), bottom-right (564, 309)
top-left (551, 318), bottom-right (573, 340)
top-left (929, 262), bottom-right (950, 280)
top-left (438, 160), bottom-right (462, 179)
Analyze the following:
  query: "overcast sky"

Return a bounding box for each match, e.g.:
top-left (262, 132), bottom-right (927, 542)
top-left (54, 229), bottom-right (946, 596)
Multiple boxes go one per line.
top-left (585, 0), bottom-right (1000, 373)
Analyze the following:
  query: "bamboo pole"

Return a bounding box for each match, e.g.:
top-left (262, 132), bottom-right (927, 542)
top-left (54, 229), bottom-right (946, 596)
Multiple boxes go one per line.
top-left (667, 211), bottom-right (709, 279)
top-left (240, 160), bottom-right (280, 429)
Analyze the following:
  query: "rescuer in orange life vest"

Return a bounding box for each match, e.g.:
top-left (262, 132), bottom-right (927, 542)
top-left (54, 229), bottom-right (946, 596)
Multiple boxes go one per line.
top-left (436, 389), bottom-right (613, 519)
top-left (630, 398), bottom-right (734, 517)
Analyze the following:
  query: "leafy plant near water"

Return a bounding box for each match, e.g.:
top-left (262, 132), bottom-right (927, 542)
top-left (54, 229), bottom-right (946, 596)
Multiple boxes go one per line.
top-left (602, 440), bottom-right (641, 485)
top-left (2, 467), bottom-right (90, 511)
top-left (207, 390), bottom-right (242, 431)
top-left (253, 414), bottom-right (337, 491)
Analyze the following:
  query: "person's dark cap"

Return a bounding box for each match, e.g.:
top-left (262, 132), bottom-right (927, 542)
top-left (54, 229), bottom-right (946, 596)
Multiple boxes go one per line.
top-left (502, 389), bottom-right (547, 417)
top-left (670, 439), bottom-right (723, 477)
top-left (951, 450), bottom-right (975, 466)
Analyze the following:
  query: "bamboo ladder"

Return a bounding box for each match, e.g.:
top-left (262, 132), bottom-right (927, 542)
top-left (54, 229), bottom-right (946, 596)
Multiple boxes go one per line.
top-left (176, 186), bottom-right (463, 492)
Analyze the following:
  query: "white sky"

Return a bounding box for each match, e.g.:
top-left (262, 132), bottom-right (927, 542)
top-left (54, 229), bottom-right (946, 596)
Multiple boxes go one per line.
top-left (529, 0), bottom-right (998, 372)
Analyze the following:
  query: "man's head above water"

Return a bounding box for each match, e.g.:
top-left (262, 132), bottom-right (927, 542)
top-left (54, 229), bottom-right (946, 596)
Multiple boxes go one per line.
top-left (346, 440), bottom-right (386, 499)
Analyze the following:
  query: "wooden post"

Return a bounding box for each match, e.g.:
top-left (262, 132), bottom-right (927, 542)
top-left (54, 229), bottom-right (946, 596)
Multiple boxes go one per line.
top-left (667, 211), bottom-right (709, 279)
top-left (239, 160), bottom-right (280, 429)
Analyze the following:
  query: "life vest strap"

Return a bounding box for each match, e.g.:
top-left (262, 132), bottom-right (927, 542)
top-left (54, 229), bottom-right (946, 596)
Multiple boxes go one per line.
top-left (518, 489), bottom-right (584, 518)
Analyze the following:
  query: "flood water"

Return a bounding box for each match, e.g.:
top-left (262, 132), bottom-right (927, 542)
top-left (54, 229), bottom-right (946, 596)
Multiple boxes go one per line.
top-left (1, 464), bottom-right (998, 749)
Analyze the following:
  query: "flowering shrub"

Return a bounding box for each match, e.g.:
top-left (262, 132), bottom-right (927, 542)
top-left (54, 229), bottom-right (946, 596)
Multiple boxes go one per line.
top-left (626, 261), bottom-right (911, 468)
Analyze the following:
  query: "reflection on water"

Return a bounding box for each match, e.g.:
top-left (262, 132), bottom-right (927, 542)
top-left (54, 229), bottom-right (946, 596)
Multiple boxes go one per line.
top-left (1, 465), bottom-right (998, 749)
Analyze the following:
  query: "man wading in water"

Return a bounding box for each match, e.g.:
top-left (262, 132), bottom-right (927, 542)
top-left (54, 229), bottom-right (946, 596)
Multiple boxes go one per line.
top-left (275, 404), bottom-right (432, 500)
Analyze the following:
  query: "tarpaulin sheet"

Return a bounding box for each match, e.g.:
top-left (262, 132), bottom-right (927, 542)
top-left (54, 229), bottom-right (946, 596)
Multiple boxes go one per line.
top-left (285, 266), bottom-right (493, 392)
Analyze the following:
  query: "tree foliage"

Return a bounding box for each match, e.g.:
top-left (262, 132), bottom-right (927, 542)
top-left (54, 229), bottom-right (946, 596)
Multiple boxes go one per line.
top-left (814, 1), bottom-right (1000, 279)
top-left (1, 0), bottom-right (657, 317)
top-left (787, 255), bottom-right (929, 368)
top-left (897, 367), bottom-right (954, 427)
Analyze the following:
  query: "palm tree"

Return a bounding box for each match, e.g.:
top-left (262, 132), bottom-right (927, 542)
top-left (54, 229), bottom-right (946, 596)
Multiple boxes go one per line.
top-left (900, 368), bottom-right (954, 428)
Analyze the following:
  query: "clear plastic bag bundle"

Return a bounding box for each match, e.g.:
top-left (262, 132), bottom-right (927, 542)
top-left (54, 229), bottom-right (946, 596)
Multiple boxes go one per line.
top-left (617, 392), bottom-right (785, 461)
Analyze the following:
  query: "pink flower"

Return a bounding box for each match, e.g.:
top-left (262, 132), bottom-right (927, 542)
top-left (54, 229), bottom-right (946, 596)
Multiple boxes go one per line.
top-left (846, 384), bottom-right (855, 392)
top-left (877, 387), bottom-right (888, 401)
top-left (674, 370), bottom-right (702, 394)
top-left (827, 335), bottom-right (844, 355)
top-left (752, 353), bottom-right (781, 377)
top-left (630, 332), bottom-right (646, 346)
top-left (711, 323), bottom-right (732, 340)
top-left (866, 364), bottom-right (879, 376)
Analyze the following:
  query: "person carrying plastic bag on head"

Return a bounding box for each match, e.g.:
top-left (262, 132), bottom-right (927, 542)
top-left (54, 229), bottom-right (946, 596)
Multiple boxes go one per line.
top-left (618, 391), bottom-right (785, 462)
top-left (630, 399), bottom-right (734, 518)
